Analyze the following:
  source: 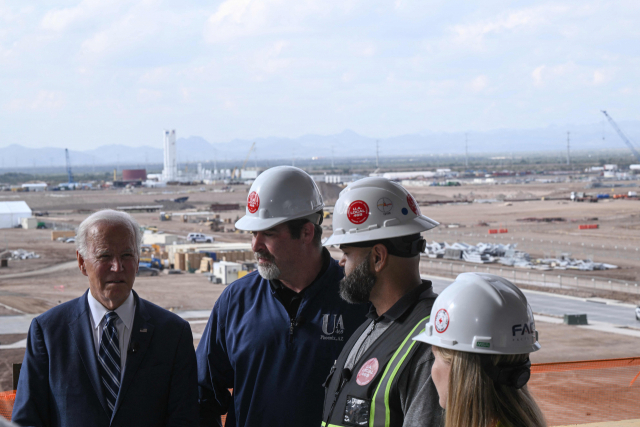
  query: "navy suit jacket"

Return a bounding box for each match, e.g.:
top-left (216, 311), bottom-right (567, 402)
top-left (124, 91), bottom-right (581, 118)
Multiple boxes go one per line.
top-left (12, 290), bottom-right (198, 427)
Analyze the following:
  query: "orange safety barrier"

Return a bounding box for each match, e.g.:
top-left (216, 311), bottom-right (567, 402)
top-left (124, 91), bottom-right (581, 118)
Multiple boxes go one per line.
top-left (0, 389), bottom-right (233, 424)
top-left (488, 229), bottom-right (498, 234)
top-left (579, 224), bottom-right (599, 230)
top-left (529, 357), bottom-right (640, 426)
top-left (498, 229), bottom-right (508, 233)
top-left (0, 390), bottom-right (16, 421)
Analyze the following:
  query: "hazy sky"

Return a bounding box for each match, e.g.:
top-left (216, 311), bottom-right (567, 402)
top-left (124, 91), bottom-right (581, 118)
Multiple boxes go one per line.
top-left (2, 0), bottom-right (639, 150)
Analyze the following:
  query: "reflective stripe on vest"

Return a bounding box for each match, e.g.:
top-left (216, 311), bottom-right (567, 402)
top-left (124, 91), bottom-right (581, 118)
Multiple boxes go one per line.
top-left (370, 315), bottom-right (429, 427)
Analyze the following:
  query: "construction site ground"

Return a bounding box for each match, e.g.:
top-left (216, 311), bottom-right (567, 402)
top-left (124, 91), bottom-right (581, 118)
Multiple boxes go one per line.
top-left (1, 179), bottom-right (640, 393)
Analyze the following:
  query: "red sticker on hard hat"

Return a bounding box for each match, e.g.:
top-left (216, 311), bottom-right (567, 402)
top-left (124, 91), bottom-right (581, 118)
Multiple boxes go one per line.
top-left (247, 192), bottom-right (260, 214)
top-left (407, 194), bottom-right (420, 215)
top-left (435, 309), bottom-right (449, 333)
top-left (356, 358), bottom-right (379, 386)
top-left (347, 200), bottom-right (369, 224)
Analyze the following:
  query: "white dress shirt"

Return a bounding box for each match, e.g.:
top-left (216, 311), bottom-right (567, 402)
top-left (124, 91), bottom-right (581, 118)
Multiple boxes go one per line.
top-left (87, 291), bottom-right (136, 381)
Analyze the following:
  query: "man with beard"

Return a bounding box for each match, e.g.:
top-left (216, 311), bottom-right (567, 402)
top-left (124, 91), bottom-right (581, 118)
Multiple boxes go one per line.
top-left (196, 166), bottom-right (368, 427)
top-left (321, 177), bottom-right (443, 427)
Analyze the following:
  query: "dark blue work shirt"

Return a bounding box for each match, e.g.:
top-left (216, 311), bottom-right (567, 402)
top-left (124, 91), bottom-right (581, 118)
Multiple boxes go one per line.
top-left (196, 252), bottom-right (369, 427)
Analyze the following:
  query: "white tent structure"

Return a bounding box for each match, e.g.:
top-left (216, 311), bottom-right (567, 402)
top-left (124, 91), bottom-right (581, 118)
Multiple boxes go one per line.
top-left (0, 201), bottom-right (32, 228)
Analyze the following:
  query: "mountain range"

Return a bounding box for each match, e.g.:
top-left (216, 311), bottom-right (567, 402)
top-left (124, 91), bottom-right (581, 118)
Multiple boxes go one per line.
top-left (2, 120), bottom-right (640, 169)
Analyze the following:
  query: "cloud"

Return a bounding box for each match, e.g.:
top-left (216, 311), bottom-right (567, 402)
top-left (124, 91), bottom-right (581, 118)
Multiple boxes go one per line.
top-left (203, 0), bottom-right (362, 43)
top-left (204, 0), bottom-right (291, 43)
top-left (252, 40), bottom-right (290, 74)
top-left (451, 5), bottom-right (569, 49)
top-left (470, 75), bottom-right (489, 92)
top-left (41, 0), bottom-right (124, 32)
top-left (137, 88), bottom-right (163, 103)
top-left (531, 63), bottom-right (577, 86)
top-left (41, 6), bottom-right (83, 31)
top-left (532, 66), bottom-right (545, 86)
top-left (2, 0), bottom-right (640, 150)
top-left (6, 90), bottom-right (66, 111)
top-left (592, 69), bottom-right (609, 85)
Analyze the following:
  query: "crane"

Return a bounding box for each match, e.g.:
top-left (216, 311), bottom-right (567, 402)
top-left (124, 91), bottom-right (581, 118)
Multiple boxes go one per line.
top-left (232, 142), bottom-right (256, 179)
top-left (601, 110), bottom-right (640, 163)
top-left (65, 148), bottom-right (74, 184)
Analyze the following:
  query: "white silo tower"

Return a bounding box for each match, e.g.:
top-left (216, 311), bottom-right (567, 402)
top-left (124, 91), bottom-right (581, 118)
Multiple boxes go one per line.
top-left (162, 130), bottom-right (177, 181)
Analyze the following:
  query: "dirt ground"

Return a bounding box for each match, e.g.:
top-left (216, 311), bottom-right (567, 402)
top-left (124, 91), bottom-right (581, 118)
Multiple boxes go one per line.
top-left (529, 363), bottom-right (640, 425)
top-left (1, 179), bottom-right (640, 397)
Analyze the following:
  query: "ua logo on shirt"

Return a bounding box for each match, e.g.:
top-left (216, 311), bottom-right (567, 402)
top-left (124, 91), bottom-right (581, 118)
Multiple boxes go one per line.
top-left (321, 314), bottom-right (345, 340)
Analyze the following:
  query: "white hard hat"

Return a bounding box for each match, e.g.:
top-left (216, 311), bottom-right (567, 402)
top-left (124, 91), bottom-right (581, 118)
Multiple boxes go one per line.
top-left (323, 177), bottom-right (439, 247)
top-left (235, 166), bottom-right (324, 232)
top-left (414, 273), bottom-right (540, 355)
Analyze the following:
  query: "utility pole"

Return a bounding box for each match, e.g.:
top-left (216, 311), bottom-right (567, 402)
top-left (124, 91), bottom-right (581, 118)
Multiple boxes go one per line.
top-left (465, 133), bottom-right (469, 168)
top-left (566, 131), bottom-right (571, 166)
top-left (376, 140), bottom-right (379, 168)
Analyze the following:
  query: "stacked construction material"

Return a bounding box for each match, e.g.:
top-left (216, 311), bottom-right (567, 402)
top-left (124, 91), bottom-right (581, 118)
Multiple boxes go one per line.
top-left (422, 241), bottom-right (617, 271)
top-left (0, 249), bottom-right (41, 260)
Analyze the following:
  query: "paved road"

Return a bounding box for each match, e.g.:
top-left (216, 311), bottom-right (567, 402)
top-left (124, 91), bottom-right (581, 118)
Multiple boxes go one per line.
top-left (426, 275), bottom-right (640, 329)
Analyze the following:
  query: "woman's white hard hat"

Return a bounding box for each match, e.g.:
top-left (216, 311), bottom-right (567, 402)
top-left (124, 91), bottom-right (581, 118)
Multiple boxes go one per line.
top-left (235, 166), bottom-right (324, 232)
top-left (414, 272), bottom-right (541, 355)
top-left (323, 177), bottom-right (439, 247)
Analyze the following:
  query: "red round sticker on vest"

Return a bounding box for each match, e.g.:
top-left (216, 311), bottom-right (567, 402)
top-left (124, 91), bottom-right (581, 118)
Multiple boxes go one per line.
top-left (247, 192), bottom-right (260, 214)
top-left (407, 194), bottom-right (420, 215)
top-left (356, 358), bottom-right (379, 386)
top-left (347, 200), bottom-right (369, 224)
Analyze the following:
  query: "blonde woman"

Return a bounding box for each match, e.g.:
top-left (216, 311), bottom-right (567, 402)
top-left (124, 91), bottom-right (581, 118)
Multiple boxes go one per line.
top-left (414, 273), bottom-right (546, 427)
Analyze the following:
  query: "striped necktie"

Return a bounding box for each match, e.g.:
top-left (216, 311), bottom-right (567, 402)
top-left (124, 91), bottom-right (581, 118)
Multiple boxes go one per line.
top-left (98, 311), bottom-right (121, 416)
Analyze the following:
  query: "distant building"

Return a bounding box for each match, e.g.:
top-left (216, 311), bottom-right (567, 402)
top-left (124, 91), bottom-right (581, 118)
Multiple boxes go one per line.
top-left (311, 174), bottom-right (363, 185)
top-left (240, 169), bottom-right (259, 180)
top-left (21, 182), bottom-right (47, 192)
top-left (0, 201), bottom-right (32, 228)
top-left (122, 169), bottom-right (147, 182)
top-left (379, 171), bottom-right (436, 180)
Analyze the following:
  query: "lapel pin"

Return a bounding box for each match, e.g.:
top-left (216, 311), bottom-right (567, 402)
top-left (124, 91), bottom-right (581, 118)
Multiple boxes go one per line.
top-left (140, 329), bottom-right (147, 333)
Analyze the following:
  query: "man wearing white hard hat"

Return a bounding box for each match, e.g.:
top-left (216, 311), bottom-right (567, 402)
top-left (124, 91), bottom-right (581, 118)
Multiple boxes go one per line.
top-left (196, 166), bottom-right (368, 427)
top-left (413, 273), bottom-right (545, 427)
top-left (321, 177), bottom-right (442, 427)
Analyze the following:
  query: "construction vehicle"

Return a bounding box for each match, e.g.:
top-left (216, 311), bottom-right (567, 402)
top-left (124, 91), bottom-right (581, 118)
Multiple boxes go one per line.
top-left (202, 218), bottom-right (225, 232)
top-left (139, 257), bottom-right (163, 270)
top-left (570, 192), bottom-right (598, 202)
top-left (602, 111), bottom-right (640, 163)
top-left (159, 212), bottom-right (172, 221)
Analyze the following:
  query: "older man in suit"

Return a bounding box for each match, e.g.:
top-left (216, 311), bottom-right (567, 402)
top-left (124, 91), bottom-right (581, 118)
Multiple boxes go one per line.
top-left (12, 210), bottom-right (198, 427)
